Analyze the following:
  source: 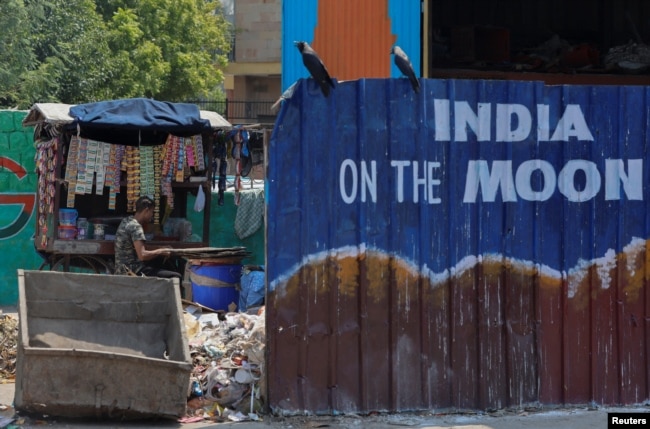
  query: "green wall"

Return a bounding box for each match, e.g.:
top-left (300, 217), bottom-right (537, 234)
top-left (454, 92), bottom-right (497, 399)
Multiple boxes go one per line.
top-left (0, 111), bottom-right (42, 306)
top-left (187, 190), bottom-right (265, 266)
top-left (0, 109), bottom-right (265, 306)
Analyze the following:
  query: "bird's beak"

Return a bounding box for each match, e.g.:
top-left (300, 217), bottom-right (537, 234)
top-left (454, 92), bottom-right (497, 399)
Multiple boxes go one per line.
top-left (293, 41), bottom-right (300, 46)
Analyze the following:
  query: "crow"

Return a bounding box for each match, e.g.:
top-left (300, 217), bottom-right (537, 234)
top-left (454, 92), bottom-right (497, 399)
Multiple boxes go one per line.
top-left (391, 45), bottom-right (420, 93)
top-left (294, 41), bottom-right (335, 97)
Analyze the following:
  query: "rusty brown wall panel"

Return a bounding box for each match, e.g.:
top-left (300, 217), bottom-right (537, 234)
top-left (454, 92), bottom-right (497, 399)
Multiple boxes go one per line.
top-left (592, 272), bottom-right (619, 404)
top-left (332, 257), bottom-right (361, 412)
top-left (450, 269), bottom-right (479, 408)
top-left (476, 267), bottom-right (507, 409)
top-left (424, 280), bottom-right (452, 407)
top-left (504, 270), bottom-right (538, 406)
top-left (537, 278), bottom-right (563, 404)
top-left (563, 275), bottom-right (592, 404)
top-left (360, 256), bottom-right (391, 410)
top-left (619, 274), bottom-right (647, 404)
top-left (646, 270), bottom-right (650, 406)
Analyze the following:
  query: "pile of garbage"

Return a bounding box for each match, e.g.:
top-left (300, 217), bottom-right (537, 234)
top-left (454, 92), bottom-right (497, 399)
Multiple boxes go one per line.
top-left (0, 314), bottom-right (18, 381)
top-left (182, 305), bottom-right (266, 423)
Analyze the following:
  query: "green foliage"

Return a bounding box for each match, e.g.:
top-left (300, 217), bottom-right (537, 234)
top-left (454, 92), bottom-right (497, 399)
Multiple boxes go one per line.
top-left (27, 0), bottom-right (114, 105)
top-left (104, 0), bottom-right (231, 101)
top-left (0, 0), bottom-right (35, 106)
top-left (0, 0), bottom-right (231, 108)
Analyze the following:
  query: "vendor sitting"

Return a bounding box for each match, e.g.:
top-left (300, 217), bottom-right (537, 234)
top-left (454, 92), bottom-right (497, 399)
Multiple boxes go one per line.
top-left (114, 195), bottom-right (182, 280)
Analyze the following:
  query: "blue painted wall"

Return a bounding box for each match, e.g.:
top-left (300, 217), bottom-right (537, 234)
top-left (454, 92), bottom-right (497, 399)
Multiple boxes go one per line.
top-left (268, 78), bottom-right (649, 283)
top-left (266, 77), bottom-right (650, 413)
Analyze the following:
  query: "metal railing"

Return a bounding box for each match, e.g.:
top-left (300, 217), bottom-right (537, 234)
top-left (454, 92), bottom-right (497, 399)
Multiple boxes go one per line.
top-left (188, 100), bottom-right (276, 124)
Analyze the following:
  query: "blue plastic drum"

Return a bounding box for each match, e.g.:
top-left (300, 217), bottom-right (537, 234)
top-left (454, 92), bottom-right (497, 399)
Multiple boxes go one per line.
top-left (189, 263), bottom-right (242, 311)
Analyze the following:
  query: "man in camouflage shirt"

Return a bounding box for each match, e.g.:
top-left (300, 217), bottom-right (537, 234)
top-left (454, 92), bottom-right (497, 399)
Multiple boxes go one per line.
top-left (114, 195), bottom-right (181, 279)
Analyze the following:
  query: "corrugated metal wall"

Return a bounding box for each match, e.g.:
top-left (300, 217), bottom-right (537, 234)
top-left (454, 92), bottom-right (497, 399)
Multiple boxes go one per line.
top-left (267, 77), bottom-right (650, 414)
top-left (282, 0), bottom-right (421, 91)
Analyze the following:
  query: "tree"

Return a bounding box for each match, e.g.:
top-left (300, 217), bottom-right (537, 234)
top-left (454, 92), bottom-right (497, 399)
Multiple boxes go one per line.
top-left (25, 0), bottom-right (114, 105)
top-left (99, 0), bottom-right (232, 101)
top-left (0, 0), bottom-right (231, 108)
top-left (0, 0), bottom-right (35, 106)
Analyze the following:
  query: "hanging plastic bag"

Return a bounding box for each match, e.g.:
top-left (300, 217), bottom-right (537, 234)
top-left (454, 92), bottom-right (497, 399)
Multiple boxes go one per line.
top-left (194, 185), bottom-right (206, 212)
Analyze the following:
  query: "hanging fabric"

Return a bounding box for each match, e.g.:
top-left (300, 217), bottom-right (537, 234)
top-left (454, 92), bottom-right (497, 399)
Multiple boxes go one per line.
top-left (232, 128), bottom-right (243, 206)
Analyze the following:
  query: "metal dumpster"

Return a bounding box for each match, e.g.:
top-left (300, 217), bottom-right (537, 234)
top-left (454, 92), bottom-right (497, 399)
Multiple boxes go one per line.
top-left (14, 269), bottom-right (192, 420)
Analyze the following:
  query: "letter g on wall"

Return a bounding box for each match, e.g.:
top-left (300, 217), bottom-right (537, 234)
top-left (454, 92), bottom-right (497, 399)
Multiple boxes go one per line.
top-left (0, 157), bottom-right (36, 239)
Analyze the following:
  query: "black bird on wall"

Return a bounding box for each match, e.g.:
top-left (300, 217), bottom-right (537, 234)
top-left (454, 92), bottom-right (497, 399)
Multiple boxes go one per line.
top-left (294, 41), bottom-right (335, 97)
top-left (391, 45), bottom-right (420, 93)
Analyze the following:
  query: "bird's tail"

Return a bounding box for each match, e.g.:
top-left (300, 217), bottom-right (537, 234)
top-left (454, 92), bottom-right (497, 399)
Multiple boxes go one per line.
top-left (410, 76), bottom-right (420, 93)
top-left (317, 78), bottom-right (335, 97)
top-left (318, 81), bottom-right (331, 97)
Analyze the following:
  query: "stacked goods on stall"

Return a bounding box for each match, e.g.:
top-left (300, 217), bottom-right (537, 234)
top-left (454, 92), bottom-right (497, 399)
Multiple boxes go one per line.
top-left (33, 133), bottom-right (210, 245)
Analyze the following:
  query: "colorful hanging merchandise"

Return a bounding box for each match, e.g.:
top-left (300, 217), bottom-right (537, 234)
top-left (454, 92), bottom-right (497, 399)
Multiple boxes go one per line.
top-left (193, 134), bottom-right (206, 171)
top-left (140, 145), bottom-right (155, 198)
top-left (83, 139), bottom-right (99, 194)
top-left (161, 135), bottom-right (179, 210)
top-left (153, 145), bottom-right (162, 224)
top-left (35, 137), bottom-right (58, 247)
top-left (94, 142), bottom-right (111, 195)
top-left (65, 136), bottom-right (79, 207)
top-left (73, 137), bottom-right (88, 195)
top-left (176, 137), bottom-right (185, 183)
top-left (106, 144), bottom-right (126, 210)
top-left (124, 145), bottom-right (141, 212)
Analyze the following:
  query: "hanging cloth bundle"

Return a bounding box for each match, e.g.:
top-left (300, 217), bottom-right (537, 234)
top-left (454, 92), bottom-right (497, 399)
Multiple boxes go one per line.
top-left (231, 128), bottom-right (243, 206)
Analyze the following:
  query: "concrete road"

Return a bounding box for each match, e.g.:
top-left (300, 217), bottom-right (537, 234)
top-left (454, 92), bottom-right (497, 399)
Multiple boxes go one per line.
top-left (2, 379), bottom-right (648, 429)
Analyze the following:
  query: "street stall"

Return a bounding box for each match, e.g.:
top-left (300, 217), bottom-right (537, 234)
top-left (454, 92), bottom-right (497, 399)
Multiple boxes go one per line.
top-left (23, 98), bottom-right (232, 275)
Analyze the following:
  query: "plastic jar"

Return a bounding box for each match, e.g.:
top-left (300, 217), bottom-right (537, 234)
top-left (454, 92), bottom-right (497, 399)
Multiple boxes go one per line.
top-left (93, 223), bottom-right (106, 240)
top-left (76, 218), bottom-right (89, 240)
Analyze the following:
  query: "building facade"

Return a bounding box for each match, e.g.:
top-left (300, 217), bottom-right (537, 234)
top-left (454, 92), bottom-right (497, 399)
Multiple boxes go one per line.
top-left (223, 0), bottom-right (281, 125)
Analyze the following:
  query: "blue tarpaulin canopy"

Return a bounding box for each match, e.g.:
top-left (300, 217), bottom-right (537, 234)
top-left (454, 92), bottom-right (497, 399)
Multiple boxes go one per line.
top-left (67, 98), bottom-right (212, 145)
top-left (23, 98), bottom-right (230, 146)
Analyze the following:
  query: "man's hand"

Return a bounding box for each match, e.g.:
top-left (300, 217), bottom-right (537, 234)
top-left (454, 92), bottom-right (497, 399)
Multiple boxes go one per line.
top-left (155, 247), bottom-right (172, 257)
top-left (156, 246), bottom-right (174, 258)
top-left (136, 240), bottom-right (173, 261)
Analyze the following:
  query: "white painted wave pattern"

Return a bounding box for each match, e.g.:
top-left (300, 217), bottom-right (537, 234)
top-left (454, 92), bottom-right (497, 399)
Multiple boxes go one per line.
top-left (270, 237), bottom-right (648, 299)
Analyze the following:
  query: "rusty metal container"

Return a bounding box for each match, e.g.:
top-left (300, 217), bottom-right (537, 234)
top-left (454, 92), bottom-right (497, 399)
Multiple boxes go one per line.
top-left (14, 270), bottom-right (191, 420)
